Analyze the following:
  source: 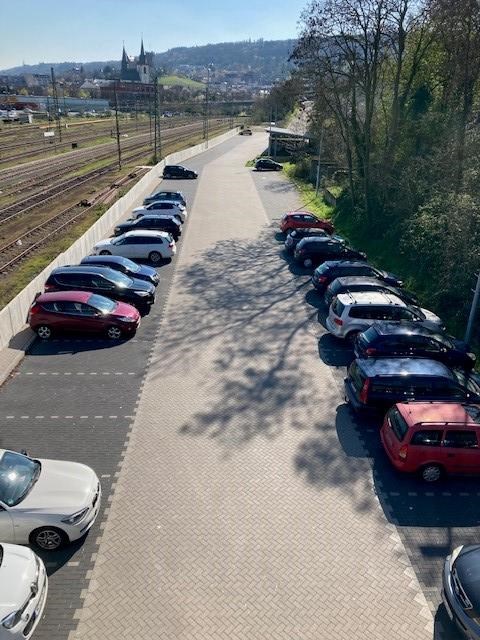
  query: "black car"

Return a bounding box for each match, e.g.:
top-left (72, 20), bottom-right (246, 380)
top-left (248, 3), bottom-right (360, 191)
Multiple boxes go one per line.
top-left (80, 255), bottom-right (159, 286)
top-left (45, 266), bottom-right (155, 313)
top-left (443, 545), bottom-right (480, 640)
top-left (324, 276), bottom-right (418, 307)
top-left (284, 228), bottom-right (340, 252)
top-left (255, 158), bottom-right (282, 171)
top-left (294, 237), bottom-right (366, 268)
top-left (163, 165), bottom-right (197, 179)
top-left (114, 215), bottom-right (181, 240)
top-left (312, 260), bottom-right (403, 290)
top-left (344, 358), bottom-right (480, 413)
top-left (354, 322), bottom-right (476, 370)
top-left (143, 190), bottom-right (186, 207)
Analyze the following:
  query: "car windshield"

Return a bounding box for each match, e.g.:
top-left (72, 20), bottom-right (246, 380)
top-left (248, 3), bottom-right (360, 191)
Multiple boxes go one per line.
top-left (0, 451), bottom-right (41, 507)
top-left (88, 294), bottom-right (117, 314)
top-left (454, 371), bottom-right (480, 395)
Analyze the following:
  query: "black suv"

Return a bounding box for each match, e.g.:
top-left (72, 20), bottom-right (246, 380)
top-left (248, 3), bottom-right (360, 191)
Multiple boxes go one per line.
top-left (45, 266), bottom-right (155, 313)
top-left (324, 276), bottom-right (418, 307)
top-left (163, 165), bottom-right (197, 179)
top-left (255, 158), bottom-right (282, 171)
top-left (143, 190), bottom-right (186, 207)
top-left (294, 237), bottom-right (366, 268)
top-left (114, 215), bottom-right (181, 240)
top-left (312, 261), bottom-right (403, 291)
top-left (354, 322), bottom-right (476, 370)
top-left (344, 358), bottom-right (480, 413)
top-left (284, 228), bottom-right (339, 252)
top-left (80, 255), bottom-right (159, 286)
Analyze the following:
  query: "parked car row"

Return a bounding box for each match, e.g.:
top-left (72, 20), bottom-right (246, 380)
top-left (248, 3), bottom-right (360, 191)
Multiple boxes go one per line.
top-left (6, 186), bottom-right (193, 637)
top-left (28, 190), bottom-right (190, 341)
top-left (279, 208), bottom-right (480, 639)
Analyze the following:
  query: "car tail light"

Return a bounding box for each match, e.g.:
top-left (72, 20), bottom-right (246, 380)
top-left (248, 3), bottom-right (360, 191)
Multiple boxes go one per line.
top-left (334, 317), bottom-right (343, 326)
top-left (317, 275), bottom-right (328, 283)
top-left (398, 445), bottom-right (408, 460)
top-left (366, 347), bottom-right (377, 355)
top-left (44, 283), bottom-right (55, 291)
top-left (29, 304), bottom-right (41, 315)
top-left (359, 378), bottom-right (371, 404)
top-left (169, 242), bottom-right (174, 248)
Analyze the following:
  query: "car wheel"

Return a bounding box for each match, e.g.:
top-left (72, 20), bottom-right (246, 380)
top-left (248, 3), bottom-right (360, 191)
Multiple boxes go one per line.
top-left (99, 250), bottom-right (111, 255)
top-left (303, 258), bottom-right (313, 268)
top-left (106, 326), bottom-right (123, 340)
top-left (149, 251), bottom-right (162, 264)
top-left (420, 464), bottom-right (443, 483)
top-left (31, 526), bottom-right (68, 551)
top-left (36, 325), bottom-right (52, 340)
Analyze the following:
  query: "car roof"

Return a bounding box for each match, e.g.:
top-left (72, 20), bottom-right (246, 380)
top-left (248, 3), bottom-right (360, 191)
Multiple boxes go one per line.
top-left (325, 260), bottom-right (371, 269)
top-left (81, 255), bottom-right (129, 266)
top-left (396, 402), bottom-right (480, 426)
top-left (132, 215), bottom-right (179, 224)
top-left (300, 236), bottom-right (336, 245)
top-left (124, 230), bottom-right (170, 238)
top-left (337, 291), bottom-right (405, 305)
top-left (36, 290), bottom-right (92, 303)
top-left (286, 211), bottom-right (315, 216)
top-left (50, 265), bottom-right (118, 276)
top-left (150, 191), bottom-right (182, 196)
top-left (370, 321), bottom-right (440, 338)
top-left (357, 357), bottom-right (454, 379)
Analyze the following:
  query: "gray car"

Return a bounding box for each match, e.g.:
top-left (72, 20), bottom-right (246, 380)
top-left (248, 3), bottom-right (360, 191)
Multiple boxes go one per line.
top-left (443, 545), bottom-right (480, 639)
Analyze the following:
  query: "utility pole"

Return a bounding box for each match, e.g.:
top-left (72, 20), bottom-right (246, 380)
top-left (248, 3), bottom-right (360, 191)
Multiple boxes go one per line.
top-left (156, 80), bottom-right (162, 159)
top-left (50, 67), bottom-right (62, 142)
top-left (315, 124), bottom-right (325, 196)
top-left (465, 272), bottom-right (480, 344)
top-left (113, 81), bottom-right (122, 169)
top-left (153, 76), bottom-right (158, 163)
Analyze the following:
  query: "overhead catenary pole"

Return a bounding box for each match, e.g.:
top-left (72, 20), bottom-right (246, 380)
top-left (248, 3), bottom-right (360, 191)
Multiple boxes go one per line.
top-left (153, 76), bottom-right (158, 163)
top-left (50, 67), bottom-right (62, 142)
top-left (156, 79), bottom-right (162, 159)
top-left (113, 81), bottom-right (122, 169)
top-left (465, 272), bottom-right (480, 344)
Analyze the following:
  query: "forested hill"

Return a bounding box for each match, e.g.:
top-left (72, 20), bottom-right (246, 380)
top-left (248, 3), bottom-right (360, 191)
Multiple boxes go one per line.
top-left (1, 39), bottom-right (296, 80)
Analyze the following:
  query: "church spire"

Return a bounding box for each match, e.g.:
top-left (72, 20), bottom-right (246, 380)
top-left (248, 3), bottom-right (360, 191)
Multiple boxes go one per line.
top-left (138, 38), bottom-right (146, 65)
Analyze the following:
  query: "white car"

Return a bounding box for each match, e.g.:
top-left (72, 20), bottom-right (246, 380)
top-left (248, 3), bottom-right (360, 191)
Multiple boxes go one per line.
top-left (0, 449), bottom-right (101, 551)
top-left (92, 230), bottom-right (176, 264)
top-left (131, 201), bottom-right (187, 222)
top-left (0, 544), bottom-right (48, 639)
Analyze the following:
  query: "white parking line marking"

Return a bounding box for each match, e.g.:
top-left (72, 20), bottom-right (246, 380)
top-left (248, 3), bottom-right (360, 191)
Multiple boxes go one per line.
top-left (94, 416), bottom-right (103, 419)
top-left (460, 492), bottom-right (470, 496)
top-left (109, 416), bottom-right (118, 419)
top-left (101, 474), bottom-right (111, 478)
top-left (5, 416), bottom-right (14, 419)
top-left (67, 561), bottom-right (80, 567)
top-left (80, 416), bottom-right (88, 419)
top-left (51, 416), bottom-right (59, 419)
top-left (35, 416), bottom-right (44, 419)
top-left (20, 416), bottom-right (29, 419)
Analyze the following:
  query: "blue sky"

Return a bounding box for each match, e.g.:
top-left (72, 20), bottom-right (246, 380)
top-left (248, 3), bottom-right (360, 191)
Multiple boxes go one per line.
top-left (0, 0), bottom-right (308, 70)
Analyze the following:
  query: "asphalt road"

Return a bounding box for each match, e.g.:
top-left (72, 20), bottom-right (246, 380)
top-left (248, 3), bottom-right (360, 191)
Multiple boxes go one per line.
top-left (0, 133), bottom-right (472, 639)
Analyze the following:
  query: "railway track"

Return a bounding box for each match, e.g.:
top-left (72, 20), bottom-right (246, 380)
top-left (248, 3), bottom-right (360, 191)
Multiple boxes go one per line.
top-left (0, 122), bottom-right (230, 274)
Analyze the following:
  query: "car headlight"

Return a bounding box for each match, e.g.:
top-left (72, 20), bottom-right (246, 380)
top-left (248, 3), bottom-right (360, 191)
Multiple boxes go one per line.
top-left (61, 507), bottom-right (89, 525)
top-left (135, 291), bottom-right (149, 297)
top-left (119, 316), bottom-right (136, 323)
top-left (2, 611), bottom-right (22, 630)
top-left (468, 352), bottom-right (477, 361)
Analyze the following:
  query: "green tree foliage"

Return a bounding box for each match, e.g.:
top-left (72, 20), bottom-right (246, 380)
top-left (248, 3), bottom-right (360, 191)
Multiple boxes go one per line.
top-left (292, 0), bottom-right (480, 339)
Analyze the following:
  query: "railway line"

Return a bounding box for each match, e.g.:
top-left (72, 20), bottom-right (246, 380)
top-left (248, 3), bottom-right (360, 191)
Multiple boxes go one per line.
top-left (0, 121), bottom-right (230, 274)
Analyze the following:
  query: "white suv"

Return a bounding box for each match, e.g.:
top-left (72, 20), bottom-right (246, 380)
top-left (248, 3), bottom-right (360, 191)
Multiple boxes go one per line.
top-left (131, 201), bottom-right (187, 222)
top-left (326, 291), bottom-right (443, 340)
top-left (92, 230), bottom-right (176, 264)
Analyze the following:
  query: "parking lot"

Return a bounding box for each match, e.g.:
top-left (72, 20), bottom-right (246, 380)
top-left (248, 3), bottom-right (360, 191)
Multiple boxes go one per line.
top-left (0, 133), bottom-right (472, 639)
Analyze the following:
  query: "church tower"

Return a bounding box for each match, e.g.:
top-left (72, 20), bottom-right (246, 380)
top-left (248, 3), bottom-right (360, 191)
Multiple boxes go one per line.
top-left (137, 39), bottom-right (151, 84)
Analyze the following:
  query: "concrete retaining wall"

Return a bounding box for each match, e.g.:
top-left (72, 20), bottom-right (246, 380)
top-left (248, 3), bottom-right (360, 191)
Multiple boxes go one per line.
top-left (0, 128), bottom-right (239, 351)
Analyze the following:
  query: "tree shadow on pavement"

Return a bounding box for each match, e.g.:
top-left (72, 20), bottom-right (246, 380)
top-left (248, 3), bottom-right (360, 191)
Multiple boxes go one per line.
top-left (149, 227), bottom-right (323, 449)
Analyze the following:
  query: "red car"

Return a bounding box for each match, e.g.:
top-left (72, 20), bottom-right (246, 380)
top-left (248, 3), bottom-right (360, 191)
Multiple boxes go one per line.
top-left (28, 291), bottom-right (140, 340)
top-left (280, 211), bottom-right (335, 234)
top-left (380, 402), bottom-right (480, 482)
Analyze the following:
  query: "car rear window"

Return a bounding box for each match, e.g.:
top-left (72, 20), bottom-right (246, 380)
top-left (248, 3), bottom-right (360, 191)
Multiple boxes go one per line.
top-left (388, 407), bottom-right (409, 441)
top-left (348, 361), bottom-right (366, 392)
top-left (332, 298), bottom-right (345, 317)
top-left (362, 326), bottom-right (379, 344)
top-left (465, 406), bottom-right (480, 424)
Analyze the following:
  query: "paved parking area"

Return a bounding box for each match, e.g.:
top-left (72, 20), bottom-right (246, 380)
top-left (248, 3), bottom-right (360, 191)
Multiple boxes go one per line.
top-left (1, 133), bottom-right (472, 639)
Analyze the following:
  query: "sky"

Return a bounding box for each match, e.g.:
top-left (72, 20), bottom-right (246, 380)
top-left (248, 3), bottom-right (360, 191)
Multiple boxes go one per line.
top-left (0, 0), bottom-right (309, 71)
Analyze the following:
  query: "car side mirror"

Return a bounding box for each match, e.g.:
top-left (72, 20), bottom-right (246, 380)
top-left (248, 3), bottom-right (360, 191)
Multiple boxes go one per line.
top-left (20, 449), bottom-right (28, 456)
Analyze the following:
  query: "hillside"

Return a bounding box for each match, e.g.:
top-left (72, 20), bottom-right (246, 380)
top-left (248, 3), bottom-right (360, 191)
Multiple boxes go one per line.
top-left (1, 39), bottom-right (295, 82)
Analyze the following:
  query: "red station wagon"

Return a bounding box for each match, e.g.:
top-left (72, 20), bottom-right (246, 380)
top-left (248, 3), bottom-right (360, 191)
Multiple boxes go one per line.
top-left (28, 291), bottom-right (140, 340)
top-left (381, 402), bottom-right (480, 482)
top-left (280, 211), bottom-right (335, 235)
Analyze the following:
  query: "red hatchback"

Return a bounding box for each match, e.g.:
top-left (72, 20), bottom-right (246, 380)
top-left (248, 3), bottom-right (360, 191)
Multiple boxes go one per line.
top-left (381, 402), bottom-right (480, 482)
top-left (280, 211), bottom-right (335, 235)
top-left (28, 291), bottom-right (140, 340)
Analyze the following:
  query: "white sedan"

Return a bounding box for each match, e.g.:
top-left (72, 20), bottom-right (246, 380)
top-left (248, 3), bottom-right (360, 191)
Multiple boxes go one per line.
top-left (92, 230), bottom-right (176, 264)
top-left (0, 544), bottom-right (48, 639)
top-left (0, 449), bottom-right (101, 551)
top-left (132, 201), bottom-right (187, 222)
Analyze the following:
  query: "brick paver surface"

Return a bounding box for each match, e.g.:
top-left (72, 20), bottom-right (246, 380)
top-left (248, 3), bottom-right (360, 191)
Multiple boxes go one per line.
top-left (70, 136), bottom-right (433, 639)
